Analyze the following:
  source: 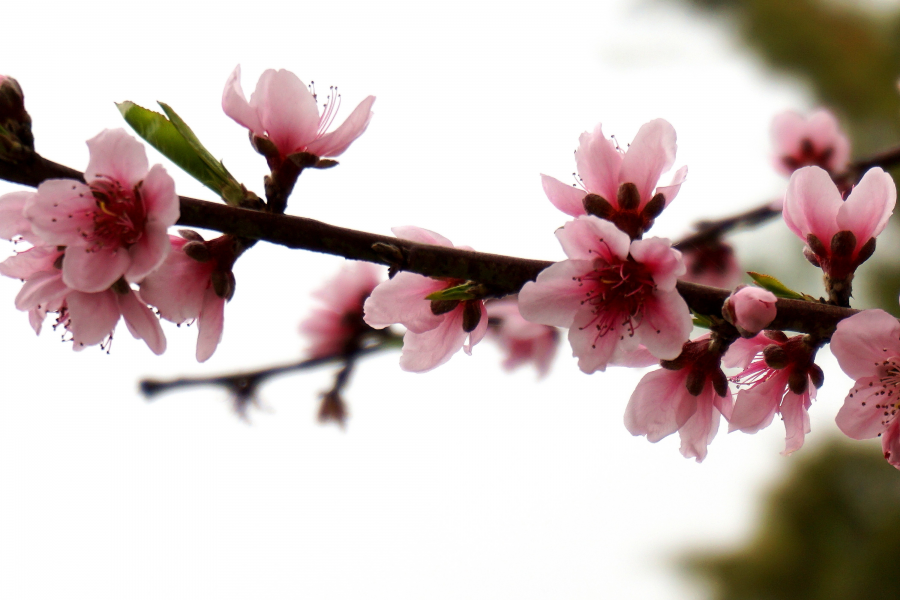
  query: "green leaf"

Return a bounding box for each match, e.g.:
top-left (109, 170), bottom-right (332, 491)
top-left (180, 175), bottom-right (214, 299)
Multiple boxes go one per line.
top-left (691, 311), bottom-right (713, 329)
top-left (425, 283), bottom-right (478, 301)
top-left (117, 101), bottom-right (245, 205)
top-left (746, 272), bottom-right (815, 301)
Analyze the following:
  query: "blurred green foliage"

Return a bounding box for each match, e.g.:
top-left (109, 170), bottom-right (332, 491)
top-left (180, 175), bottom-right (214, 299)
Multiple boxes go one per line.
top-left (685, 440), bottom-right (900, 599)
top-left (676, 0), bottom-right (900, 311)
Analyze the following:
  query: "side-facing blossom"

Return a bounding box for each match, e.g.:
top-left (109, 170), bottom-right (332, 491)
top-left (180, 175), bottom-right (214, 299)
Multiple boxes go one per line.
top-left (722, 285), bottom-right (777, 337)
top-left (624, 335), bottom-right (734, 462)
top-left (541, 119), bottom-right (687, 238)
top-left (363, 227), bottom-right (488, 373)
top-left (724, 331), bottom-right (823, 455)
top-left (0, 244), bottom-right (165, 353)
top-left (783, 165), bottom-right (895, 282)
top-left (485, 299), bottom-right (558, 377)
top-left (223, 65), bottom-right (375, 161)
top-left (771, 110), bottom-right (850, 176)
top-left (300, 261), bottom-right (381, 359)
top-left (23, 129), bottom-right (179, 293)
top-left (518, 216), bottom-right (692, 373)
top-left (830, 309), bottom-right (900, 469)
top-left (139, 233), bottom-right (237, 362)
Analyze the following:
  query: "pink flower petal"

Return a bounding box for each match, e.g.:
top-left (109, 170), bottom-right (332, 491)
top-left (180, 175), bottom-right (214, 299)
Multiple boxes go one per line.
top-left (555, 216), bottom-right (630, 262)
top-left (882, 419), bottom-right (900, 469)
top-left (783, 166), bottom-right (842, 243)
top-left (84, 129), bottom-right (149, 188)
top-left (118, 289), bottom-right (166, 355)
top-left (62, 246), bottom-right (131, 293)
top-left (624, 368), bottom-right (690, 443)
top-left (831, 309), bottom-right (900, 380)
top-left (517, 259), bottom-right (594, 328)
top-left (730, 286), bottom-right (777, 334)
top-left (139, 240), bottom-right (211, 323)
top-left (0, 191), bottom-right (37, 242)
top-left (399, 306), bottom-right (469, 372)
top-left (781, 390), bottom-right (812, 455)
top-left (637, 288), bottom-right (692, 361)
top-left (836, 167), bottom-right (895, 248)
top-left (574, 123), bottom-right (622, 203)
top-left (835, 375), bottom-right (893, 440)
top-left (221, 65), bottom-right (264, 135)
top-left (618, 118), bottom-right (677, 207)
top-left (728, 373), bottom-right (783, 434)
top-left (541, 174), bottom-right (587, 217)
top-left (140, 163), bottom-right (180, 229)
top-left (629, 236), bottom-right (684, 291)
top-left (24, 180), bottom-right (95, 246)
top-left (196, 290), bottom-right (225, 362)
top-left (66, 290), bottom-right (121, 349)
top-left (678, 387), bottom-right (723, 462)
top-left (722, 334), bottom-right (772, 369)
top-left (15, 270), bottom-right (68, 312)
top-left (253, 69), bottom-right (320, 155)
top-left (125, 221), bottom-right (171, 283)
top-left (654, 165), bottom-right (688, 208)
top-left (305, 95), bottom-right (376, 158)
top-left (568, 305), bottom-right (637, 373)
top-left (363, 271), bottom-right (444, 333)
top-left (806, 110), bottom-right (850, 172)
top-left (391, 225), bottom-right (454, 248)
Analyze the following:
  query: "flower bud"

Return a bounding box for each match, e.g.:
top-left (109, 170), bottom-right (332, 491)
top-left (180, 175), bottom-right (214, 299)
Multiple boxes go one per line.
top-left (722, 285), bottom-right (777, 337)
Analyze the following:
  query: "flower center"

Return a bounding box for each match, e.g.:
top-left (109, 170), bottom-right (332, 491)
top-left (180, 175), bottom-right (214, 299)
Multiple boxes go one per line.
top-left (575, 257), bottom-right (656, 344)
top-left (86, 177), bottom-right (146, 251)
top-left (859, 357), bottom-right (900, 428)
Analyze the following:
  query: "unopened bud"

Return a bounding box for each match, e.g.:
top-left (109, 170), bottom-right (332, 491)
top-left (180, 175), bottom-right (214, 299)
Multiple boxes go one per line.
top-left (583, 193), bottom-right (615, 219)
top-left (616, 182), bottom-right (641, 211)
top-left (211, 270), bottom-right (236, 301)
top-left (462, 300), bottom-right (482, 333)
top-left (830, 230), bottom-right (857, 258)
top-left (430, 299), bottom-right (459, 316)
top-left (723, 285), bottom-right (777, 336)
top-left (182, 241), bottom-right (211, 262)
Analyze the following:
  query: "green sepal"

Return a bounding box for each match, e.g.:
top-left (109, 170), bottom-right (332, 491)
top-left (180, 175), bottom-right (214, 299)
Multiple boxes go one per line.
top-left (747, 272), bottom-right (815, 301)
top-left (425, 283), bottom-right (478, 302)
top-left (691, 311), bottom-right (713, 329)
top-left (117, 101), bottom-right (245, 205)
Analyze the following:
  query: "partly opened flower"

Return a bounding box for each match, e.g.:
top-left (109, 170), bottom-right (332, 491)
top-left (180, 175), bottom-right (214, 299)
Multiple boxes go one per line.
top-left (518, 216), bottom-right (691, 373)
top-left (223, 65), bottom-right (375, 161)
top-left (486, 298), bottom-right (558, 377)
top-left (24, 129), bottom-right (179, 293)
top-left (830, 309), bottom-right (900, 469)
top-left (300, 261), bottom-right (381, 359)
top-left (541, 119), bottom-right (687, 238)
top-left (771, 110), bottom-right (850, 176)
top-left (724, 332), bottom-right (823, 455)
top-left (624, 335), bottom-right (733, 462)
top-left (139, 232), bottom-right (237, 362)
top-left (783, 165), bottom-right (895, 289)
top-left (363, 226), bottom-right (488, 373)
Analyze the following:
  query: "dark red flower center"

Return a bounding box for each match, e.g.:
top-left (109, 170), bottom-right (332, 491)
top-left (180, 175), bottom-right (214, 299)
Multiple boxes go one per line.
top-left (86, 177), bottom-right (146, 251)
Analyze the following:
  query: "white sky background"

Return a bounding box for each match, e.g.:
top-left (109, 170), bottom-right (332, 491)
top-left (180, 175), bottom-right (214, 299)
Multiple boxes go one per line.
top-left (0, 0), bottom-right (870, 598)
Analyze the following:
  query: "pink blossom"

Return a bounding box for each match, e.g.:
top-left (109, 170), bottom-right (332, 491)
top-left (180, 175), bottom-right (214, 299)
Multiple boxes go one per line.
top-left (830, 309), bottom-right (900, 469)
top-left (0, 244), bottom-right (165, 353)
top-left (518, 216), bottom-right (691, 373)
top-left (0, 190), bottom-right (41, 244)
top-left (541, 119), bottom-right (687, 238)
top-left (139, 233), bottom-right (236, 362)
top-left (724, 332), bottom-right (823, 455)
top-left (624, 335), bottom-right (733, 462)
top-left (23, 129), bottom-right (179, 293)
top-left (783, 166), bottom-right (895, 281)
top-left (680, 239), bottom-right (743, 289)
top-left (300, 261), bottom-right (381, 359)
top-left (485, 299), bottom-right (558, 377)
top-left (363, 227), bottom-right (488, 373)
top-left (222, 65), bottom-right (375, 161)
top-left (723, 285), bottom-right (777, 336)
top-left (771, 110), bottom-right (850, 176)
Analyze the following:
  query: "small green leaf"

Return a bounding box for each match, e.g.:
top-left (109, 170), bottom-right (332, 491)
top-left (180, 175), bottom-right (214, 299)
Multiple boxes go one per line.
top-left (425, 283), bottom-right (478, 301)
top-left (691, 311), bottom-right (713, 329)
top-left (747, 272), bottom-right (814, 301)
top-left (117, 101), bottom-right (245, 205)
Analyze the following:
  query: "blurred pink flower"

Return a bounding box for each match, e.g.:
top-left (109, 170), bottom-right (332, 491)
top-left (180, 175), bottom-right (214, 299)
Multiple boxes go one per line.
top-left (300, 261), bottom-right (381, 359)
top-left (363, 227), bottom-right (487, 373)
top-left (783, 166), bottom-right (895, 281)
top-left (724, 332), bottom-right (822, 455)
top-left (518, 216), bottom-right (691, 373)
top-left (223, 65), bottom-right (375, 161)
top-left (680, 240), bottom-right (743, 289)
top-left (771, 110), bottom-right (850, 176)
top-left (486, 299), bottom-right (558, 377)
top-left (139, 233), bottom-right (236, 362)
top-left (541, 119), bottom-right (687, 238)
top-left (830, 309), bottom-right (900, 469)
top-left (624, 335), bottom-right (733, 462)
top-left (24, 129), bottom-right (178, 293)
top-left (723, 285), bottom-right (777, 336)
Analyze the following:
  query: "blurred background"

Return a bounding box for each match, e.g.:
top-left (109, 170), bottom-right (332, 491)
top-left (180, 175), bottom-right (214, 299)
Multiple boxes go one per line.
top-left (0, 0), bottom-right (899, 598)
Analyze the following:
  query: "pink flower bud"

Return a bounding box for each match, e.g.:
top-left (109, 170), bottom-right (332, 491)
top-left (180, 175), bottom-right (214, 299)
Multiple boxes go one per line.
top-left (723, 286), bottom-right (777, 336)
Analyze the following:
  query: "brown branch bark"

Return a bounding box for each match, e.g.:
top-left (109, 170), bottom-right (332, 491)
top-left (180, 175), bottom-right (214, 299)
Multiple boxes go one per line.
top-left (0, 154), bottom-right (861, 338)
